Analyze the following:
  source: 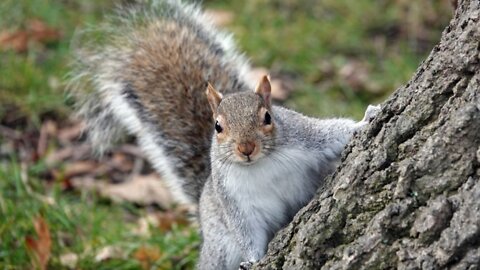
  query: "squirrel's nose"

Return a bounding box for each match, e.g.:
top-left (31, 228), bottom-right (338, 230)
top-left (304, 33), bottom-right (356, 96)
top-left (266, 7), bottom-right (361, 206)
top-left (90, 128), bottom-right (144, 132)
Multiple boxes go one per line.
top-left (237, 142), bottom-right (256, 157)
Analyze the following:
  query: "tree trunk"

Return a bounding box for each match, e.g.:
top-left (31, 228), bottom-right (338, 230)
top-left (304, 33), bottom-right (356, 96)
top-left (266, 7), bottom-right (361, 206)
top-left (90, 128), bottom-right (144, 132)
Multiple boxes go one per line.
top-left (254, 0), bottom-right (480, 269)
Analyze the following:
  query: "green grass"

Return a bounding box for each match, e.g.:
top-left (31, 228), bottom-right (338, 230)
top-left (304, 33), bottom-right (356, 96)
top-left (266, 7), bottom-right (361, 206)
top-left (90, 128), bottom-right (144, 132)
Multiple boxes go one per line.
top-left (0, 157), bottom-right (199, 269)
top-left (0, 0), bottom-right (112, 124)
top-left (0, 0), bottom-right (451, 268)
top-left (214, 0), bottom-right (451, 118)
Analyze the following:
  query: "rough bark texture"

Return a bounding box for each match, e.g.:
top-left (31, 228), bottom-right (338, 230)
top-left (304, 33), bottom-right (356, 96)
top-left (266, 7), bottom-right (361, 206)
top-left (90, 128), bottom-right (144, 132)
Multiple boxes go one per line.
top-left (254, 0), bottom-right (480, 269)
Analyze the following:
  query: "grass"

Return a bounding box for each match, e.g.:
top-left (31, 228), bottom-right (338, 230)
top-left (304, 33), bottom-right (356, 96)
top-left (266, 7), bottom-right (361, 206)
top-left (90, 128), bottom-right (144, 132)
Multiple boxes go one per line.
top-left (0, 0), bottom-right (451, 268)
top-left (0, 157), bottom-right (199, 269)
top-left (218, 0), bottom-right (451, 118)
top-left (0, 0), bottom-right (112, 124)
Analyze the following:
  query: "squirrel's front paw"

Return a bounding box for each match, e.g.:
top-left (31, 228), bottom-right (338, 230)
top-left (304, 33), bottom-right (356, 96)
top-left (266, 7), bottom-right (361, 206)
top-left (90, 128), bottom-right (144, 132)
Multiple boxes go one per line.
top-left (239, 261), bottom-right (255, 270)
top-left (362, 104), bottom-right (381, 123)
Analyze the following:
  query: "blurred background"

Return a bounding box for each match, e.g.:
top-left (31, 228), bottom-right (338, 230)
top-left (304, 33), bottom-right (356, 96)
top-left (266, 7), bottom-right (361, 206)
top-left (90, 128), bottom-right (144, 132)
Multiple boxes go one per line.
top-left (0, 0), bottom-right (453, 269)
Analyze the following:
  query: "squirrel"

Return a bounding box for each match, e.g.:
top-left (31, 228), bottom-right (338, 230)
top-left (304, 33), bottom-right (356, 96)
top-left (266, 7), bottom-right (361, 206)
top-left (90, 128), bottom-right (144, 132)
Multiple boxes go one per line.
top-left (200, 78), bottom-right (378, 269)
top-left (69, 1), bottom-right (380, 269)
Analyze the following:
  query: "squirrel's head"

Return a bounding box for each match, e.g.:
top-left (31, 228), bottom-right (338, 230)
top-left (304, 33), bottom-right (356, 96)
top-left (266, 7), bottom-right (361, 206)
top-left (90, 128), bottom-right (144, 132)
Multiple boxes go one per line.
top-left (206, 75), bottom-right (276, 165)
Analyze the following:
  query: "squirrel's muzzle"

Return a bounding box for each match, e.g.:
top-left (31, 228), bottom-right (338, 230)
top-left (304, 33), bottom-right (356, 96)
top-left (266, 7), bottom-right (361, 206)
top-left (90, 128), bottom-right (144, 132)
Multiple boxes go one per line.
top-left (237, 141), bottom-right (256, 157)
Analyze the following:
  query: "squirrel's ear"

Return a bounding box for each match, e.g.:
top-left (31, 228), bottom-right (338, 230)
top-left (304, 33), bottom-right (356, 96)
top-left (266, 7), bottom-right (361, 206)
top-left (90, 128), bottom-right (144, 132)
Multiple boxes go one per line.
top-left (206, 82), bottom-right (223, 114)
top-left (255, 75), bottom-right (271, 107)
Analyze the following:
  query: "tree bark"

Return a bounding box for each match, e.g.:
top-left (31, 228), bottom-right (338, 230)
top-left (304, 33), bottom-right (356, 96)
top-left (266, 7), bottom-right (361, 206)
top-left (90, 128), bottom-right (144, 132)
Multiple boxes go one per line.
top-left (255, 0), bottom-right (480, 269)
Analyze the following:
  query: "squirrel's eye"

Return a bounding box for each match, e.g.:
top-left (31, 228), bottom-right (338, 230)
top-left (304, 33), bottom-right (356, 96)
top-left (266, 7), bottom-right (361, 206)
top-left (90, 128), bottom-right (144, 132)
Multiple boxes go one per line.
top-left (264, 111), bottom-right (272, 125)
top-left (215, 121), bottom-right (223, 133)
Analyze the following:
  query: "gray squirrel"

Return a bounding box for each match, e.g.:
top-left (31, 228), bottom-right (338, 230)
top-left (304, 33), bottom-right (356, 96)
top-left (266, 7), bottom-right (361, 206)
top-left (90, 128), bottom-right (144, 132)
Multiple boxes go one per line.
top-left (69, 1), bottom-right (380, 269)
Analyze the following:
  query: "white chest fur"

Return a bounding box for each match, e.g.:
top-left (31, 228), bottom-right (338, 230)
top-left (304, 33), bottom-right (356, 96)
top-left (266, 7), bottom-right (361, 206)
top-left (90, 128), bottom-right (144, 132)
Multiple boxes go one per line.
top-left (223, 147), bottom-right (328, 254)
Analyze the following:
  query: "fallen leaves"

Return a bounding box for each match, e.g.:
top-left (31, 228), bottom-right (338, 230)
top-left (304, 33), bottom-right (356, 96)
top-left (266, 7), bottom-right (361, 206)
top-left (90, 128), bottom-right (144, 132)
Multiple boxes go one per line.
top-left (59, 253), bottom-right (78, 268)
top-left (25, 216), bottom-right (52, 270)
top-left (156, 208), bottom-right (191, 232)
top-left (1, 117), bottom-right (178, 208)
top-left (0, 30), bottom-right (28, 53)
top-left (3, 116), bottom-right (193, 267)
top-left (2, 115), bottom-right (194, 266)
top-left (101, 174), bottom-right (174, 208)
top-left (37, 120), bottom-right (57, 158)
top-left (63, 160), bottom-right (98, 179)
top-left (0, 19), bottom-right (61, 53)
top-left (133, 246), bottom-right (162, 270)
top-left (133, 207), bottom-right (192, 237)
top-left (71, 173), bottom-right (175, 208)
top-left (94, 245), bottom-right (127, 262)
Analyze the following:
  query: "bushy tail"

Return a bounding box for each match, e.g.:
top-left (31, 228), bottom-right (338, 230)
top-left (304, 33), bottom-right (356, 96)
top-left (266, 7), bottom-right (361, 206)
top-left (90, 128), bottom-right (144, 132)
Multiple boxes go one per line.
top-left (67, 0), bottom-right (252, 204)
top-left (68, 51), bottom-right (125, 153)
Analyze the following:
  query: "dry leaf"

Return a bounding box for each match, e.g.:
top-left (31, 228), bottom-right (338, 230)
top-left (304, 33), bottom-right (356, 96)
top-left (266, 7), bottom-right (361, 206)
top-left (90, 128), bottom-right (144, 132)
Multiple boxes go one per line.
top-left (157, 210), bottom-right (190, 232)
top-left (37, 120), bottom-right (57, 158)
top-left (45, 144), bottom-right (91, 166)
top-left (95, 245), bottom-right (126, 262)
top-left (45, 147), bottom-right (74, 166)
top-left (70, 174), bottom-right (174, 208)
top-left (27, 19), bottom-right (61, 44)
top-left (25, 216), bottom-right (52, 270)
top-left (101, 174), bottom-right (174, 208)
top-left (70, 176), bottom-right (99, 191)
top-left (133, 206), bottom-right (193, 236)
top-left (57, 121), bottom-right (84, 143)
top-left (59, 253), bottom-right (78, 268)
top-left (0, 19), bottom-right (61, 52)
top-left (204, 9), bottom-right (234, 26)
top-left (63, 160), bottom-right (98, 178)
top-left (132, 214), bottom-right (159, 236)
top-left (0, 30), bottom-right (28, 52)
top-left (134, 246), bottom-right (162, 270)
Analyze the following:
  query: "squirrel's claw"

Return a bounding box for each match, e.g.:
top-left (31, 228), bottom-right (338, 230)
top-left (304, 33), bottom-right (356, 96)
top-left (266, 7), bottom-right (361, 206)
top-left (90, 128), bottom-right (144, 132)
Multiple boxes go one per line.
top-left (362, 104), bottom-right (381, 123)
top-left (354, 104), bottom-right (381, 131)
top-left (239, 261), bottom-right (254, 270)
